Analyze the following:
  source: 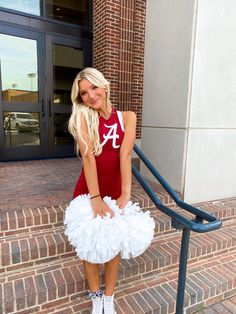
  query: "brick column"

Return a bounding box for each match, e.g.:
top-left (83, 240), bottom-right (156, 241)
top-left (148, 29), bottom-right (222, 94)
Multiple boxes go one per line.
top-left (93, 0), bottom-right (146, 138)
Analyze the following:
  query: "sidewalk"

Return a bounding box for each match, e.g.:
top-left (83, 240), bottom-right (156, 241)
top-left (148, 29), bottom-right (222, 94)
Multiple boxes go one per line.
top-left (0, 158), bottom-right (81, 213)
top-left (1, 157), bottom-right (236, 313)
top-left (0, 157), bottom-right (170, 213)
top-left (195, 295), bottom-right (236, 313)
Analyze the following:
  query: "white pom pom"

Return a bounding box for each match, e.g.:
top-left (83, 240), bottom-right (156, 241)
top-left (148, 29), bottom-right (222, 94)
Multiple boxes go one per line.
top-left (64, 194), bottom-right (155, 263)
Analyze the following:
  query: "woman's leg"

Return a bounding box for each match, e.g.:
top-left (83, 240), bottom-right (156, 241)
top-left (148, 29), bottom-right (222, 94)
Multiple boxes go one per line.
top-left (104, 254), bottom-right (121, 295)
top-left (83, 260), bottom-right (100, 291)
top-left (84, 261), bottom-right (103, 313)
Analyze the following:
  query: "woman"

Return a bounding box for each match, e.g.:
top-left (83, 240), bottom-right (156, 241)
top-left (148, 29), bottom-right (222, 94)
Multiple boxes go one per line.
top-left (69, 68), bottom-right (136, 313)
top-left (65, 67), bottom-right (154, 314)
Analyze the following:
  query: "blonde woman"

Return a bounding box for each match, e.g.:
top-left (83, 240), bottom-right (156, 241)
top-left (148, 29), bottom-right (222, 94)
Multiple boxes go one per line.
top-left (65, 68), bottom-right (154, 314)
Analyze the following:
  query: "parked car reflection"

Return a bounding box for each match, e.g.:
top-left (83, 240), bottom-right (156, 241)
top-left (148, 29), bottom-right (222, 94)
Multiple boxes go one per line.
top-left (5, 112), bottom-right (39, 133)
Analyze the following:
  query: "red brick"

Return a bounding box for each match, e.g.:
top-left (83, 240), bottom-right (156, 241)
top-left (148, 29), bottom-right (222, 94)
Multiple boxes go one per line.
top-left (11, 240), bottom-right (21, 264)
top-left (32, 208), bottom-right (41, 225)
top-left (34, 274), bottom-right (47, 304)
top-left (70, 265), bottom-right (85, 292)
top-left (62, 268), bottom-right (75, 295)
top-left (0, 212), bottom-right (8, 231)
top-left (8, 211), bottom-right (17, 230)
top-left (14, 279), bottom-right (26, 310)
top-left (45, 234), bottom-right (56, 256)
top-left (20, 239), bottom-right (30, 262)
top-left (24, 208), bottom-right (33, 226)
top-left (24, 276), bottom-right (36, 307)
top-left (4, 282), bottom-right (15, 313)
top-left (41, 296), bottom-right (70, 310)
top-left (44, 272), bottom-right (57, 301)
top-left (16, 210), bottom-right (25, 228)
top-left (40, 207), bottom-right (49, 224)
top-left (11, 307), bottom-right (40, 314)
top-left (53, 270), bottom-right (66, 298)
top-left (37, 236), bottom-right (48, 258)
top-left (125, 295), bottom-right (143, 313)
top-left (1, 242), bottom-right (10, 266)
top-left (0, 284), bottom-right (2, 313)
top-left (28, 237), bottom-right (39, 260)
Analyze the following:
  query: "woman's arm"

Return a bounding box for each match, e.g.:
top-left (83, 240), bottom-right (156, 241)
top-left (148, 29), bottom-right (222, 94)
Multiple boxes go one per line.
top-left (77, 114), bottom-right (114, 218)
top-left (116, 111), bottom-right (137, 209)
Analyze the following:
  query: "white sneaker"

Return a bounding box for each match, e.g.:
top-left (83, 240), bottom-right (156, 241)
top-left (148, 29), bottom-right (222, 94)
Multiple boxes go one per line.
top-left (103, 295), bottom-right (117, 314)
top-left (91, 296), bottom-right (103, 314)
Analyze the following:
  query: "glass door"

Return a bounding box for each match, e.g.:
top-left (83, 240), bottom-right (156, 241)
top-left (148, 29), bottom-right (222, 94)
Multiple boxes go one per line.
top-left (0, 25), bottom-right (47, 161)
top-left (0, 26), bottom-right (91, 161)
top-left (45, 34), bottom-right (90, 157)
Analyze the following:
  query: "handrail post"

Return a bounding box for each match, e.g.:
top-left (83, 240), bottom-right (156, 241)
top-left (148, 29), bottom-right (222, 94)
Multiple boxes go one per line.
top-left (176, 228), bottom-right (190, 314)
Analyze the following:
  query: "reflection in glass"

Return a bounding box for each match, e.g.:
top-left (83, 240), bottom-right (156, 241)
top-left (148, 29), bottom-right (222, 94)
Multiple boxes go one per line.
top-left (0, 0), bottom-right (40, 16)
top-left (54, 113), bottom-right (73, 145)
top-left (3, 111), bottom-right (40, 147)
top-left (0, 34), bottom-right (38, 103)
top-left (53, 44), bottom-right (83, 105)
top-left (46, 0), bottom-right (88, 25)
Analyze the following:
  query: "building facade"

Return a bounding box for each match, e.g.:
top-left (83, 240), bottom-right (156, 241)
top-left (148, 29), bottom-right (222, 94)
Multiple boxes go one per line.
top-left (142, 0), bottom-right (236, 203)
top-left (0, 0), bottom-right (145, 161)
top-left (1, 0), bottom-right (235, 204)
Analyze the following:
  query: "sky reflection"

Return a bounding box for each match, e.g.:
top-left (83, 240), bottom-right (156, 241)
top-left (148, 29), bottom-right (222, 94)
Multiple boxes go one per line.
top-left (0, 0), bottom-right (40, 16)
top-left (0, 34), bottom-right (38, 91)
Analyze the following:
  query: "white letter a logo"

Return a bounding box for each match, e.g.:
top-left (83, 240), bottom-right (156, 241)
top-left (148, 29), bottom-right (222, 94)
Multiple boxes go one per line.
top-left (101, 123), bottom-right (120, 148)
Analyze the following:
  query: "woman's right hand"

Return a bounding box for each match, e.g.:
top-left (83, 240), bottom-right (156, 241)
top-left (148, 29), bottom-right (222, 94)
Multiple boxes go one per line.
top-left (91, 197), bottom-right (114, 218)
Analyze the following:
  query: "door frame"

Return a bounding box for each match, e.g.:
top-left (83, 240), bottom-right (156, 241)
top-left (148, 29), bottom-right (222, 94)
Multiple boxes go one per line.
top-left (0, 25), bottom-right (47, 161)
top-left (45, 33), bottom-right (91, 158)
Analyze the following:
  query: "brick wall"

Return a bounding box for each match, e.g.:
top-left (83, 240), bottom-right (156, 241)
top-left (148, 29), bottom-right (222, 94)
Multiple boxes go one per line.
top-left (93, 0), bottom-right (146, 138)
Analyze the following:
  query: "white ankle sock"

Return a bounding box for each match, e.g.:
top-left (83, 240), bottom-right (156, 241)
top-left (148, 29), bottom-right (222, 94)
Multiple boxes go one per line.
top-left (103, 295), bottom-right (117, 314)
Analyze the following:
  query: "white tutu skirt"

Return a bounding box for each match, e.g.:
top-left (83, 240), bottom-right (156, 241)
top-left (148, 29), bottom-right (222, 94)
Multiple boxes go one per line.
top-left (64, 194), bottom-right (155, 264)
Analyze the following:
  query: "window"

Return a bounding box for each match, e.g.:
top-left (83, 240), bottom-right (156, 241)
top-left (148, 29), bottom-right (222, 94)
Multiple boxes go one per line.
top-left (0, 0), bottom-right (40, 16)
top-left (45, 0), bottom-right (88, 26)
top-left (0, 34), bottom-right (38, 103)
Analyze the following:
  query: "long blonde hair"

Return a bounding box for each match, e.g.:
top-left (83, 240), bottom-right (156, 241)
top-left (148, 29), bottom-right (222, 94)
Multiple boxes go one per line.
top-left (68, 67), bottom-right (112, 156)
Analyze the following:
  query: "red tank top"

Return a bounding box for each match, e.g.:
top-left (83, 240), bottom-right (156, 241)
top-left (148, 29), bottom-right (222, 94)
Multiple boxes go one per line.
top-left (73, 108), bottom-right (124, 199)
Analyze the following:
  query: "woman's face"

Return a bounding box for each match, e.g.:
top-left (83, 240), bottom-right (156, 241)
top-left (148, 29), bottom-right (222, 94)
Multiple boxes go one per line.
top-left (79, 78), bottom-right (106, 110)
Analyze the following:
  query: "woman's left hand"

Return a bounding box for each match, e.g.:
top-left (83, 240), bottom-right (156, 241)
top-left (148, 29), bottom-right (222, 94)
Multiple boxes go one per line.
top-left (116, 192), bottom-right (131, 212)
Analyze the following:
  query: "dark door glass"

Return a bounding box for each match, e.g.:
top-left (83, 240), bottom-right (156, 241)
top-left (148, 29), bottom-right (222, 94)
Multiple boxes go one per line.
top-left (53, 44), bottom-right (83, 106)
top-left (45, 0), bottom-right (88, 25)
top-left (51, 43), bottom-right (83, 147)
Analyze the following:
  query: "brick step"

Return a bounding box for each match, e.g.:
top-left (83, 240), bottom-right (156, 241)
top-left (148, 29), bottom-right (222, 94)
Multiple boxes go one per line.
top-left (5, 250), bottom-right (236, 314)
top-left (0, 205), bottom-right (66, 238)
top-left (0, 226), bottom-right (74, 274)
top-left (1, 210), bottom-right (236, 275)
top-left (1, 196), bottom-right (235, 238)
top-left (1, 207), bottom-right (175, 274)
top-left (0, 178), bottom-right (176, 234)
top-left (1, 219), bottom-right (236, 313)
top-left (0, 203), bottom-right (166, 238)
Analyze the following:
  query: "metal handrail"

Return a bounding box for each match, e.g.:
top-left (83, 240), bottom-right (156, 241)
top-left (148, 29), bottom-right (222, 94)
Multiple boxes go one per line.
top-left (132, 144), bottom-right (222, 314)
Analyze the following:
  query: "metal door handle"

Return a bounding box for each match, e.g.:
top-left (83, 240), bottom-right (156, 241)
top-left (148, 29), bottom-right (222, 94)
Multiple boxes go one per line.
top-left (42, 99), bottom-right (45, 118)
top-left (49, 99), bottom-right (52, 117)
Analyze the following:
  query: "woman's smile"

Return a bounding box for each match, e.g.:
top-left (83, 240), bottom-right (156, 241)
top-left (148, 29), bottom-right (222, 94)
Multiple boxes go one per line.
top-left (79, 79), bottom-right (107, 110)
